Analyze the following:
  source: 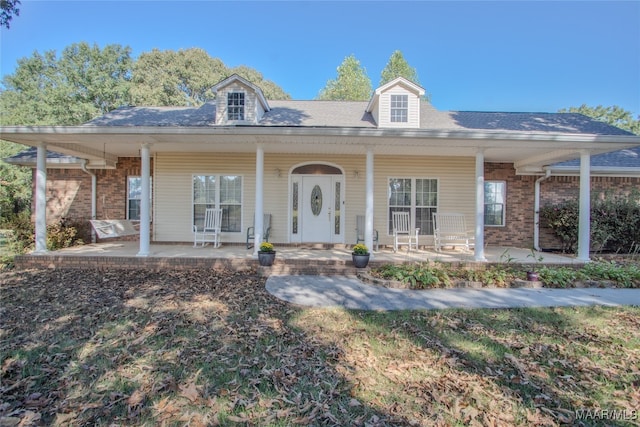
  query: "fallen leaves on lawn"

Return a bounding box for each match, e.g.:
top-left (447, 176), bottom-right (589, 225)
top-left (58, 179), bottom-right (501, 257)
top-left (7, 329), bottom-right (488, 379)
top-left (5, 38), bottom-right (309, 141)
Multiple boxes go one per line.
top-left (1, 268), bottom-right (639, 426)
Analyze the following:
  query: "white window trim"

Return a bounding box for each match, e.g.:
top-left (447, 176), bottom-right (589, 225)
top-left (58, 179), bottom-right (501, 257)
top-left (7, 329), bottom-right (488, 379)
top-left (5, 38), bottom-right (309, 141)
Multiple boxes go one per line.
top-left (127, 176), bottom-right (152, 221)
top-left (484, 180), bottom-right (506, 227)
top-left (387, 177), bottom-right (439, 235)
top-left (227, 91), bottom-right (245, 122)
top-left (390, 94), bottom-right (408, 123)
top-left (192, 174), bottom-right (244, 233)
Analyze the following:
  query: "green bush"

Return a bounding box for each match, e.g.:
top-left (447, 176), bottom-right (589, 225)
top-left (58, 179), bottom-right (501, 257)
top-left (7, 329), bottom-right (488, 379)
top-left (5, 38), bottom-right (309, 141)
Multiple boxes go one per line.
top-left (2, 215), bottom-right (85, 256)
top-left (46, 219), bottom-right (85, 250)
top-left (539, 266), bottom-right (578, 288)
top-left (540, 190), bottom-right (640, 254)
top-left (374, 262), bottom-right (452, 289)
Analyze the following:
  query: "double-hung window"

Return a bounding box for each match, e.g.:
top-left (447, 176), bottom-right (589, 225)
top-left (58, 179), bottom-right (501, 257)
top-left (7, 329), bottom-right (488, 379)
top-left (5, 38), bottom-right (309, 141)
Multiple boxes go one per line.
top-left (127, 176), bottom-right (152, 221)
top-left (388, 178), bottom-right (438, 235)
top-left (484, 181), bottom-right (506, 226)
top-left (193, 175), bottom-right (242, 232)
top-left (390, 94), bottom-right (408, 122)
top-left (227, 92), bottom-right (245, 121)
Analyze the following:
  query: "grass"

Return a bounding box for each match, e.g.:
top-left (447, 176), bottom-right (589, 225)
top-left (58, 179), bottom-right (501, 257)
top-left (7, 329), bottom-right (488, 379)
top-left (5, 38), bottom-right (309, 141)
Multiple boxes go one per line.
top-left (1, 268), bottom-right (639, 426)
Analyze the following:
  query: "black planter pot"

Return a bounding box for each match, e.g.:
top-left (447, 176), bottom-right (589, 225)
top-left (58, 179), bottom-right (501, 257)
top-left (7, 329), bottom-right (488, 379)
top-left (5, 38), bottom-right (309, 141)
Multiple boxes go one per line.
top-left (352, 253), bottom-right (370, 268)
top-left (258, 251), bottom-right (276, 266)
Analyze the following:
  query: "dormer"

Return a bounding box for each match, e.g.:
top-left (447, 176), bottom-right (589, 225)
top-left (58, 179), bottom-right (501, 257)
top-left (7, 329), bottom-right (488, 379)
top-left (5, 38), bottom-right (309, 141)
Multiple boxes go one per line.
top-left (212, 74), bottom-right (270, 125)
top-left (366, 77), bottom-right (425, 128)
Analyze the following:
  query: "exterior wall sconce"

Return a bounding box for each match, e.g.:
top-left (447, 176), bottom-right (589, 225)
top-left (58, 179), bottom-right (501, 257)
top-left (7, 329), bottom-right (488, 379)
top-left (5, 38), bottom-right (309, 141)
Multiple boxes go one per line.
top-left (353, 170), bottom-right (360, 179)
top-left (275, 168), bottom-right (282, 178)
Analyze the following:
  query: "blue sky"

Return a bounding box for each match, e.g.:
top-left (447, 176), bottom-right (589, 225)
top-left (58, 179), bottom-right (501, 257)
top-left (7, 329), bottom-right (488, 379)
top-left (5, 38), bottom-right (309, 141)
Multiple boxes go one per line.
top-left (1, 1), bottom-right (639, 116)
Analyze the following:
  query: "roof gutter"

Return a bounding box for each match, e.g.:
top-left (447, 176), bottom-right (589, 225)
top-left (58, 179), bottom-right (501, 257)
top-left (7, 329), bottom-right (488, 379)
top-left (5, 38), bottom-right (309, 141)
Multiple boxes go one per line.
top-left (2, 125), bottom-right (640, 143)
top-left (534, 169), bottom-right (552, 251)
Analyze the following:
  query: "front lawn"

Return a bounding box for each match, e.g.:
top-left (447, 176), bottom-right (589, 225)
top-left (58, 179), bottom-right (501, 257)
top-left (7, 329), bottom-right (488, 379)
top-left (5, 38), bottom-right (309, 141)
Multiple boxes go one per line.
top-left (1, 269), bottom-right (638, 426)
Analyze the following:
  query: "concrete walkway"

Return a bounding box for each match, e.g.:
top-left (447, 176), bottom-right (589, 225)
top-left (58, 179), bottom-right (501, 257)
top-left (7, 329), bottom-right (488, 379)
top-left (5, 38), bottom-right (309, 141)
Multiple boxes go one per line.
top-left (265, 275), bottom-right (640, 311)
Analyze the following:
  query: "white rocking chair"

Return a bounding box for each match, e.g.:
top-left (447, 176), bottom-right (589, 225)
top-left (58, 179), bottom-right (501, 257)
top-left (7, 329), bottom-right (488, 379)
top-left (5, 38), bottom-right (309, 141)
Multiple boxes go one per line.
top-left (193, 208), bottom-right (222, 248)
top-left (392, 211), bottom-right (419, 252)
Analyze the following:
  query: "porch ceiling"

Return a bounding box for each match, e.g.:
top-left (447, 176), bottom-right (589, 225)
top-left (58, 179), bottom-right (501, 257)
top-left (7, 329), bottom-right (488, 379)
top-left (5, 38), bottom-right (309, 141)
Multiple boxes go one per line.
top-left (2, 125), bottom-right (639, 171)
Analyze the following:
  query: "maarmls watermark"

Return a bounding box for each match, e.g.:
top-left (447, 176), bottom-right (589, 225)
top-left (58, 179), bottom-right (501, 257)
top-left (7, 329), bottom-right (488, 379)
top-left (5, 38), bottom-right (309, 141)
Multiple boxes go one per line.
top-left (575, 409), bottom-right (638, 421)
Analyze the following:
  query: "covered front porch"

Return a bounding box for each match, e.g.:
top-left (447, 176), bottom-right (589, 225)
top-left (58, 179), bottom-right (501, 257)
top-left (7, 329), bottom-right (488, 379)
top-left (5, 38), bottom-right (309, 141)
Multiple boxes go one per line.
top-left (14, 242), bottom-right (583, 273)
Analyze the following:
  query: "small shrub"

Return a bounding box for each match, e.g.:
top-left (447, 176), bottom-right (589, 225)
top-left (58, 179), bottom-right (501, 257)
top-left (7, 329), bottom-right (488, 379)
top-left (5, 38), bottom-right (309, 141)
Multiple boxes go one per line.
top-left (579, 260), bottom-right (640, 288)
top-left (538, 266), bottom-right (578, 288)
top-left (47, 219), bottom-right (84, 250)
top-left (373, 262), bottom-right (451, 289)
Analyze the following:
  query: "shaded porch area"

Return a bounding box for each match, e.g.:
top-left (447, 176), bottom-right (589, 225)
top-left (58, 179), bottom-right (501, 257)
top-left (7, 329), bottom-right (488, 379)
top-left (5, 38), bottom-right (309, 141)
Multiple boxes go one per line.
top-left (14, 242), bottom-right (583, 274)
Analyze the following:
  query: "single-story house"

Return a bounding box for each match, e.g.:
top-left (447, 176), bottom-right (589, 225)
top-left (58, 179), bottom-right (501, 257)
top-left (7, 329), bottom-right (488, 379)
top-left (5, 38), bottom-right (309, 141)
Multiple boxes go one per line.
top-left (2, 75), bottom-right (640, 261)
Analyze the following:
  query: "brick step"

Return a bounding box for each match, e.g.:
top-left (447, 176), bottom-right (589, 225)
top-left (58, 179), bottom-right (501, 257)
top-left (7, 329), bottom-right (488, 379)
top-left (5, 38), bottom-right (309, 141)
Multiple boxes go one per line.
top-left (257, 258), bottom-right (371, 277)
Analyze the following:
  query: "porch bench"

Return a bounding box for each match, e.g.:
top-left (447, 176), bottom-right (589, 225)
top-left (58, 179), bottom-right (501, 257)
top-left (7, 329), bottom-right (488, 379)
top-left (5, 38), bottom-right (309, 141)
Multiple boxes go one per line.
top-left (432, 213), bottom-right (474, 252)
top-left (89, 219), bottom-right (140, 239)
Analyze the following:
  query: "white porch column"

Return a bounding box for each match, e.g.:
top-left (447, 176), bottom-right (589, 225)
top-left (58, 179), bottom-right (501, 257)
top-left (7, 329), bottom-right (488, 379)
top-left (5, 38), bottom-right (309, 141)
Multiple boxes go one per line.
top-left (34, 143), bottom-right (48, 254)
top-left (577, 150), bottom-right (591, 262)
top-left (253, 144), bottom-right (264, 257)
top-left (137, 143), bottom-right (151, 257)
top-left (365, 147), bottom-right (374, 256)
top-left (474, 150), bottom-right (487, 261)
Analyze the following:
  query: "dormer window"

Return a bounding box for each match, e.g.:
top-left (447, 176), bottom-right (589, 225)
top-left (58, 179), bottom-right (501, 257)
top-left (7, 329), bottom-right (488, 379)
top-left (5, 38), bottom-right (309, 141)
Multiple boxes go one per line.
top-left (390, 94), bottom-right (408, 122)
top-left (227, 92), bottom-right (245, 121)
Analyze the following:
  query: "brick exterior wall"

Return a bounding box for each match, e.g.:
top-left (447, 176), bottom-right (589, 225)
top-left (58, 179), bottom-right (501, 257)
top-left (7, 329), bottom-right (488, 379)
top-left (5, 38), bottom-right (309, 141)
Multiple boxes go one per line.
top-left (36, 157), bottom-right (153, 242)
top-left (485, 163), bottom-right (640, 250)
top-left (484, 163), bottom-right (537, 248)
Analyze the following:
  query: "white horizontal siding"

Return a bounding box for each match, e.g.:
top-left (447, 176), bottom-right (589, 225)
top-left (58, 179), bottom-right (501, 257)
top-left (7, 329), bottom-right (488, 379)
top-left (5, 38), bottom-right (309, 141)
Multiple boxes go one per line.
top-left (154, 152), bottom-right (476, 246)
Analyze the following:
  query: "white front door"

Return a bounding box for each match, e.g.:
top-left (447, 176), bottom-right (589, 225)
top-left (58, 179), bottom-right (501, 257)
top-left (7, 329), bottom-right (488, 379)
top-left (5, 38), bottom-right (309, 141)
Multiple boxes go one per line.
top-left (300, 175), bottom-right (343, 243)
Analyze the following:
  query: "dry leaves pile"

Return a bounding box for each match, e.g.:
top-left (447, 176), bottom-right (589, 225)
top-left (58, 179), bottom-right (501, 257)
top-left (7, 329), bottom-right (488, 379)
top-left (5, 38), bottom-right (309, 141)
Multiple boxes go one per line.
top-left (1, 268), bottom-right (639, 426)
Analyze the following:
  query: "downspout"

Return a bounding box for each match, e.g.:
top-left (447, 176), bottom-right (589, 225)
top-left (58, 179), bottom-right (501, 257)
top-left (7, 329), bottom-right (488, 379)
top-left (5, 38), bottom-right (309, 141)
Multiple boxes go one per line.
top-left (80, 160), bottom-right (97, 243)
top-left (534, 169), bottom-right (552, 251)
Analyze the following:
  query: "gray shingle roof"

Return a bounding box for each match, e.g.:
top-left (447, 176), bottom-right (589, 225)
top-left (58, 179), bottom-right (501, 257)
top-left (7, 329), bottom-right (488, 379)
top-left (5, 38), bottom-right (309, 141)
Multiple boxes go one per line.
top-left (4, 148), bottom-right (80, 165)
top-left (85, 103), bottom-right (216, 126)
top-left (83, 100), bottom-right (635, 137)
top-left (553, 146), bottom-right (640, 168)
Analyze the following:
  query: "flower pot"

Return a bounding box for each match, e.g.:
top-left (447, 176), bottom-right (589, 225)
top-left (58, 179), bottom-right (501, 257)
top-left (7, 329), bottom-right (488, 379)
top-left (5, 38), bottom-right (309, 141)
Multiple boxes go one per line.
top-left (352, 253), bottom-right (370, 268)
top-left (526, 271), bottom-right (540, 282)
top-left (258, 251), bottom-right (276, 267)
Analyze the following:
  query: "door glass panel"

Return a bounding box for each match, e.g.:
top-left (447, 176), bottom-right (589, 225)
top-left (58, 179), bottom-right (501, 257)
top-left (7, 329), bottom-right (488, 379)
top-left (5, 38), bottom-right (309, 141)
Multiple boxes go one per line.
top-left (311, 185), bottom-right (322, 216)
top-left (292, 182), bottom-right (298, 234)
top-left (334, 181), bottom-right (341, 234)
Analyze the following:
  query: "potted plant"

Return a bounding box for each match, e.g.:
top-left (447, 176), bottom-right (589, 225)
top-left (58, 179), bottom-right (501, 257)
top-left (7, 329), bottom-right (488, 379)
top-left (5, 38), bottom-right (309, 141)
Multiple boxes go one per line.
top-left (526, 248), bottom-right (544, 281)
top-left (352, 243), bottom-right (370, 268)
top-left (258, 242), bottom-right (276, 266)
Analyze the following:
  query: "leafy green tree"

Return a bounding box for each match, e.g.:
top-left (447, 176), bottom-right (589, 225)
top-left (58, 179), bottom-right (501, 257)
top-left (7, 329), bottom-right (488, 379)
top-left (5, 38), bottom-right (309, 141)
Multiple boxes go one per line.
top-left (317, 55), bottom-right (372, 101)
top-left (0, 141), bottom-right (31, 224)
top-left (0, 0), bottom-right (20, 29)
top-left (0, 42), bottom-right (132, 125)
top-left (379, 50), bottom-right (431, 101)
top-left (559, 104), bottom-right (640, 135)
top-left (131, 49), bottom-right (290, 106)
top-left (379, 50), bottom-right (420, 86)
top-left (229, 65), bottom-right (290, 100)
top-left (131, 48), bottom-right (226, 106)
